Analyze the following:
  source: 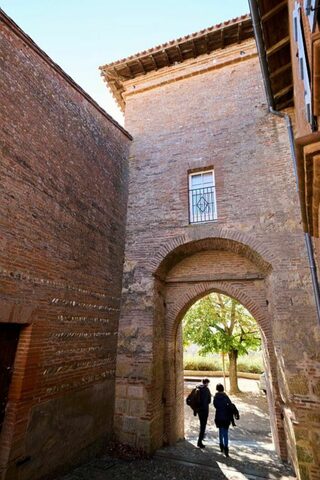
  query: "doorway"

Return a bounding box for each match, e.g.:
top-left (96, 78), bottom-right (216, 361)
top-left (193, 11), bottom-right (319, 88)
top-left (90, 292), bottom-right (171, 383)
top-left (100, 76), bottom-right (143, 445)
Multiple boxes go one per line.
top-left (0, 323), bottom-right (20, 433)
top-left (182, 292), bottom-right (271, 453)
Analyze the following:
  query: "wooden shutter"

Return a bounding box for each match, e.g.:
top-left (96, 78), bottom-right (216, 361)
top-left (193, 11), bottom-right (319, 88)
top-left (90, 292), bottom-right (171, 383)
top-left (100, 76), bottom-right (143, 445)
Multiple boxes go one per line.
top-left (293, 2), bottom-right (299, 41)
top-left (313, 37), bottom-right (320, 115)
top-left (294, 2), bottom-right (313, 123)
top-left (304, 0), bottom-right (319, 32)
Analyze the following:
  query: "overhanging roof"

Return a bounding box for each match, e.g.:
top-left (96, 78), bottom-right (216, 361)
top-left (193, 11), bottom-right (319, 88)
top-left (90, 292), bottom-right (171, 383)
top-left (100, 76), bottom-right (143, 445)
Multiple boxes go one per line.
top-left (255, 0), bottom-right (293, 110)
top-left (100, 14), bottom-right (253, 110)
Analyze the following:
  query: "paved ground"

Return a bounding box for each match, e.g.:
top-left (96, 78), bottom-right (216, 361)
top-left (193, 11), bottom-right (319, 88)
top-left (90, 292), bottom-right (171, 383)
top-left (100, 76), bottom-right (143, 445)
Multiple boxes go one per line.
top-left (56, 378), bottom-right (296, 480)
top-left (184, 377), bottom-right (271, 444)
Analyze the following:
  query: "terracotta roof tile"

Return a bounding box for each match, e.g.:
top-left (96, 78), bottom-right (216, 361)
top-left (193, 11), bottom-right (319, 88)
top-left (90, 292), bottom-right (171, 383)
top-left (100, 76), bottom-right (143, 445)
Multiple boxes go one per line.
top-left (100, 14), bottom-right (251, 70)
top-left (100, 14), bottom-right (253, 111)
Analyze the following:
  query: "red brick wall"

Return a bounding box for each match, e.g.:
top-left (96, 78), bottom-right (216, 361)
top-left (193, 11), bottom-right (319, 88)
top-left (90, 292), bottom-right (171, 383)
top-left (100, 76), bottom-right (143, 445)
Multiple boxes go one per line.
top-left (115, 40), bottom-right (320, 478)
top-left (166, 250), bottom-right (263, 281)
top-left (0, 13), bottom-right (130, 480)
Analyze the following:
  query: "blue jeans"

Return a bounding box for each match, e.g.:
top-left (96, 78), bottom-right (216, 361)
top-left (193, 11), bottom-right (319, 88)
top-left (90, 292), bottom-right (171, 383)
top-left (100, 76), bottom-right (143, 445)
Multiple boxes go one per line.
top-left (219, 427), bottom-right (229, 447)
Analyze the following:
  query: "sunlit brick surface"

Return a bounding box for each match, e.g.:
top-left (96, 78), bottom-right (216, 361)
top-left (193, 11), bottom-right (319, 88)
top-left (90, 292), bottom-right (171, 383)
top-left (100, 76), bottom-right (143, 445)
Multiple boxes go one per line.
top-left (0, 14), bottom-right (130, 480)
top-left (116, 39), bottom-right (320, 479)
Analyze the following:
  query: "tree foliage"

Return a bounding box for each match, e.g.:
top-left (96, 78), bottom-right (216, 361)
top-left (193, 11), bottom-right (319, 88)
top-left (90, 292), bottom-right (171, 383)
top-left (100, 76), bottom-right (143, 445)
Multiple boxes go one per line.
top-left (183, 293), bottom-right (261, 393)
top-left (183, 293), bottom-right (260, 355)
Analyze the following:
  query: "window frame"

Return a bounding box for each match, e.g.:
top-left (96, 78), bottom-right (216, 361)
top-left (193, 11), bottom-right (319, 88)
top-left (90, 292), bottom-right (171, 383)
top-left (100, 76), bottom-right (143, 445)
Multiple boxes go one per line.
top-left (188, 169), bottom-right (217, 224)
top-left (304, 0), bottom-right (319, 32)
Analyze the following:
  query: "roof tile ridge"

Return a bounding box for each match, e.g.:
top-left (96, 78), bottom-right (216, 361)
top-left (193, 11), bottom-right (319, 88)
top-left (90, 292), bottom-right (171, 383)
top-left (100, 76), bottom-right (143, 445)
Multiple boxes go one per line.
top-left (99, 13), bottom-right (251, 71)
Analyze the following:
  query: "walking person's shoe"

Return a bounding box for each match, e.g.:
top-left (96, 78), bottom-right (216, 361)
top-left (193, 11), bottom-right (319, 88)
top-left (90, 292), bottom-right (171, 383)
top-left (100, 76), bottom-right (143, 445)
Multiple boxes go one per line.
top-left (197, 441), bottom-right (205, 448)
top-left (224, 446), bottom-right (229, 457)
top-left (219, 443), bottom-right (224, 452)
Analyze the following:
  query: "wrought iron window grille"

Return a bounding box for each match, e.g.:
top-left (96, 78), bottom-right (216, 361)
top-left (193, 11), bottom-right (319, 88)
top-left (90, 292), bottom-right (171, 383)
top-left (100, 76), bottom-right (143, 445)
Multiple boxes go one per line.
top-left (189, 185), bottom-right (216, 224)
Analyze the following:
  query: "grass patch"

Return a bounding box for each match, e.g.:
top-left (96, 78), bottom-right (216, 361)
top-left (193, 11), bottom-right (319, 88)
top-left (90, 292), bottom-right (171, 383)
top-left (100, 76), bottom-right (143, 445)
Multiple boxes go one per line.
top-left (184, 353), bottom-right (263, 374)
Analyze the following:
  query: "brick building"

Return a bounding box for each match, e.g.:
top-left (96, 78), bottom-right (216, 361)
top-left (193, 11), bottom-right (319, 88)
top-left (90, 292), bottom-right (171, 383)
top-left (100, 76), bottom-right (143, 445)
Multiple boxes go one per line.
top-left (101, 9), bottom-right (320, 480)
top-left (1, 5), bottom-right (320, 480)
top-left (0, 10), bottom-right (131, 480)
top-left (250, 0), bottom-right (320, 310)
top-left (248, 3), bottom-right (320, 476)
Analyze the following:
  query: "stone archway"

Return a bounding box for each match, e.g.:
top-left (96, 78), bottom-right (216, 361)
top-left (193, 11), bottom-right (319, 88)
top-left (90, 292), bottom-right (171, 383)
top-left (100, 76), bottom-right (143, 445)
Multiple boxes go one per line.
top-left (150, 227), bottom-right (275, 279)
top-left (115, 228), bottom-right (317, 475)
top-left (152, 235), bottom-right (287, 460)
top-left (163, 281), bottom-right (285, 458)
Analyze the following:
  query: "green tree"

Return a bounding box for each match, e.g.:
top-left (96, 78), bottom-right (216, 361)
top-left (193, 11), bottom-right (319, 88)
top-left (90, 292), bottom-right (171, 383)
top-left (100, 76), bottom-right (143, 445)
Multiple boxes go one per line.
top-left (183, 293), bottom-right (261, 393)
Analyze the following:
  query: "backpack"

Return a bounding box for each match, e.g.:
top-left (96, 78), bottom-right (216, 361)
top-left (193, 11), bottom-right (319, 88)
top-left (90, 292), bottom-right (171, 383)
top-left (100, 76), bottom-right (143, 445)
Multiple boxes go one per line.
top-left (186, 387), bottom-right (200, 415)
top-left (229, 402), bottom-right (240, 426)
top-left (232, 403), bottom-right (240, 420)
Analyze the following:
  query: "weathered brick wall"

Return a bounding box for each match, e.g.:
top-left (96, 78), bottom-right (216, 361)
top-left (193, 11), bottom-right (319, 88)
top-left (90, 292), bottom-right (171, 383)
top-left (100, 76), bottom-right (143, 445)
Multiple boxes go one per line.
top-left (0, 13), bottom-right (130, 480)
top-left (116, 39), bottom-right (320, 479)
top-left (166, 250), bottom-right (263, 281)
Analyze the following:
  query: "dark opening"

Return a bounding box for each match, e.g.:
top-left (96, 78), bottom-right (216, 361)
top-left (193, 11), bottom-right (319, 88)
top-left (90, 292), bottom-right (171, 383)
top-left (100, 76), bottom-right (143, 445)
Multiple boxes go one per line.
top-left (0, 323), bottom-right (21, 433)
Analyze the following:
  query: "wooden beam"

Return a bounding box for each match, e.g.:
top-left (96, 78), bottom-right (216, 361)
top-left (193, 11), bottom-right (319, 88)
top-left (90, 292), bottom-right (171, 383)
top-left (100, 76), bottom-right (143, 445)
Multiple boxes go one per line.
top-left (269, 62), bottom-right (292, 79)
top-left (149, 54), bottom-right (158, 69)
top-left (221, 28), bottom-right (225, 49)
top-left (136, 58), bottom-right (146, 74)
top-left (124, 62), bottom-right (134, 79)
top-left (261, 0), bottom-right (287, 23)
top-left (237, 22), bottom-right (242, 43)
top-left (106, 71), bottom-right (118, 81)
top-left (276, 98), bottom-right (294, 110)
top-left (191, 39), bottom-right (197, 58)
top-left (106, 77), bottom-right (116, 86)
top-left (162, 49), bottom-right (170, 66)
top-left (109, 68), bottom-right (129, 81)
top-left (266, 36), bottom-right (290, 56)
top-left (313, 36), bottom-right (320, 115)
top-left (176, 44), bottom-right (183, 62)
top-left (204, 34), bottom-right (210, 54)
top-left (274, 83), bottom-right (293, 100)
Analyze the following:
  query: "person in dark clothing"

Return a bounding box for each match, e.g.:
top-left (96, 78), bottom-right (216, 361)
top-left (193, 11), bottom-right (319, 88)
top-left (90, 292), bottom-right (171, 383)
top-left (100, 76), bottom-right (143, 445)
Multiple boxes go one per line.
top-left (197, 378), bottom-right (211, 448)
top-left (213, 383), bottom-right (233, 457)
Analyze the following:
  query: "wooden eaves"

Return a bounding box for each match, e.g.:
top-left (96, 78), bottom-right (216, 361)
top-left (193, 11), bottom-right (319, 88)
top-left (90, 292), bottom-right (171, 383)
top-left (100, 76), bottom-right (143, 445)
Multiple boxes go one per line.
top-left (256, 0), bottom-right (293, 110)
top-left (100, 14), bottom-right (254, 111)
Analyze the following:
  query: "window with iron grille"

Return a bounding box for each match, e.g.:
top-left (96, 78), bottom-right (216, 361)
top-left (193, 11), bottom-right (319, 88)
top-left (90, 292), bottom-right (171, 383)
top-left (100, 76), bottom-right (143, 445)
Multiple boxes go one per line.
top-left (188, 170), bottom-right (217, 224)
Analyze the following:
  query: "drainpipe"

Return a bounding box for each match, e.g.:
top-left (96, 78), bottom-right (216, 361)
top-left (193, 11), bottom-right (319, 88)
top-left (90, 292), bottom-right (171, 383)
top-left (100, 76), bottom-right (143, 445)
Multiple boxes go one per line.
top-left (249, 0), bottom-right (275, 109)
top-left (249, 0), bottom-right (320, 324)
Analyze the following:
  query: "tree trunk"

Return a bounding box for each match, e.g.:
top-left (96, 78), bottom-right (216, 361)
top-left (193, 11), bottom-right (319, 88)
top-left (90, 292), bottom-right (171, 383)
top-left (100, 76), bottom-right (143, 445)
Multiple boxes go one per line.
top-left (228, 349), bottom-right (240, 394)
top-left (221, 352), bottom-right (226, 390)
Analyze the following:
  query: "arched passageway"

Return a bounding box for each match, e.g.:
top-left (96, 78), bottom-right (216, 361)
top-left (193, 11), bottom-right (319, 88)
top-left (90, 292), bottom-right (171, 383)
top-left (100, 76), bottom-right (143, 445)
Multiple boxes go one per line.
top-left (115, 230), bottom-right (319, 478)
top-left (163, 282), bottom-right (285, 458)
top-left (175, 291), bottom-right (279, 455)
top-left (152, 236), bottom-right (287, 460)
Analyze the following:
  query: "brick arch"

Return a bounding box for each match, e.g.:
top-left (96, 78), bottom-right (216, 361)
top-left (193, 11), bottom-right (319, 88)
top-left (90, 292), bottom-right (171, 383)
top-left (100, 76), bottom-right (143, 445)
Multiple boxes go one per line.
top-left (150, 227), bottom-right (274, 279)
top-left (168, 281), bottom-right (270, 341)
top-left (162, 282), bottom-right (286, 457)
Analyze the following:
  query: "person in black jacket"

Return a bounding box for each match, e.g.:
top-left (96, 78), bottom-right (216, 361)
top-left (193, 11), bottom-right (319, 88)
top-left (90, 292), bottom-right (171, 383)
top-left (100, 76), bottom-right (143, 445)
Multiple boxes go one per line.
top-left (197, 378), bottom-right (211, 448)
top-left (213, 383), bottom-right (234, 457)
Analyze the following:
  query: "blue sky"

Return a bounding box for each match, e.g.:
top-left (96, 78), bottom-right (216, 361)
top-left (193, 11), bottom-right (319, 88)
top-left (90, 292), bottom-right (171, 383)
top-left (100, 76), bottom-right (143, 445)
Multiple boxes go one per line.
top-left (1, 1), bottom-right (249, 124)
